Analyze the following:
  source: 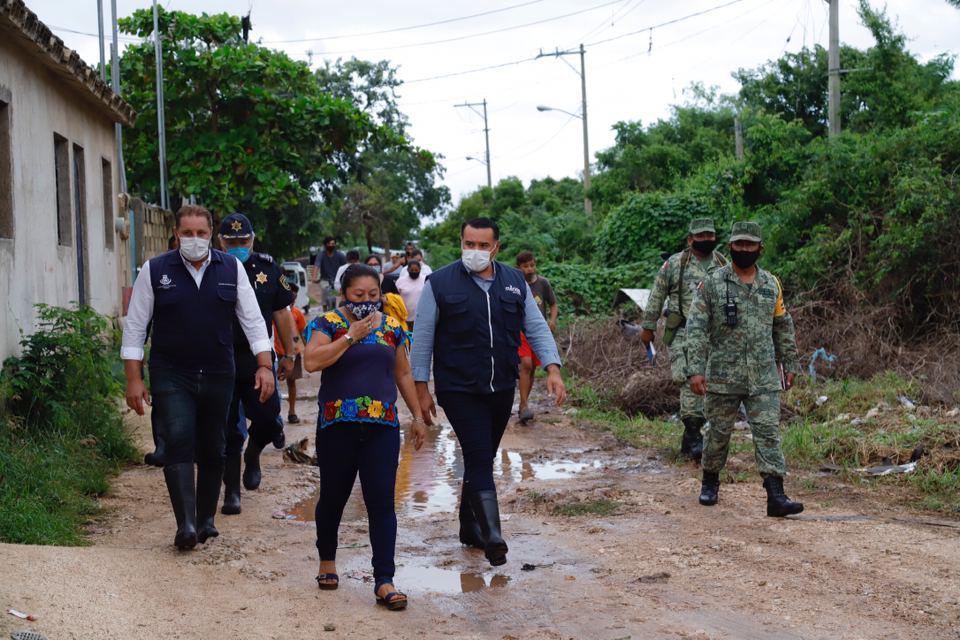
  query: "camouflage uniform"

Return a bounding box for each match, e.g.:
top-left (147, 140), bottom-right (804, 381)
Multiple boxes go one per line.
top-left (684, 230), bottom-right (799, 478)
top-left (641, 219), bottom-right (726, 421)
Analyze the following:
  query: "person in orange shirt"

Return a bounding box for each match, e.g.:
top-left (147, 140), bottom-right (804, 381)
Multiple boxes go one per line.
top-left (276, 282), bottom-right (308, 423)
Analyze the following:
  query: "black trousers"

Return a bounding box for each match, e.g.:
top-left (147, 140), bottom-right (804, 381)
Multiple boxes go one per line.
top-left (225, 356), bottom-right (283, 455)
top-left (437, 389), bottom-right (515, 494)
top-left (150, 368), bottom-right (234, 469)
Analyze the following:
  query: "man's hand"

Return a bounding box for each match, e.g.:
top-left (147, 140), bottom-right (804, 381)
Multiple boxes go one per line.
top-left (689, 375), bottom-right (707, 396)
top-left (784, 372), bottom-right (795, 390)
top-left (548, 320), bottom-right (558, 334)
top-left (254, 366), bottom-right (275, 403)
top-left (545, 365), bottom-right (567, 406)
top-left (125, 378), bottom-right (151, 416)
top-left (640, 328), bottom-right (655, 346)
top-left (415, 382), bottom-right (437, 426)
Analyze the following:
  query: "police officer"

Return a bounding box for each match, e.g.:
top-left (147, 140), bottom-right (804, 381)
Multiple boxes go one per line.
top-left (641, 218), bottom-right (727, 462)
top-left (122, 205), bottom-right (274, 550)
top-left (685, 221), bottom-right (804, 517)
top-left (410, 217), bottom-right (566, 567)
top-left (217, 213), bottom-right (298, 515)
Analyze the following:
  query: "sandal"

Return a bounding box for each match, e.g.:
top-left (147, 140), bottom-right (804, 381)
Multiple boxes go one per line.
top-left (375, 580), bottom-right (408, 611)
top-left (315, 573), bottom-right (339, 590)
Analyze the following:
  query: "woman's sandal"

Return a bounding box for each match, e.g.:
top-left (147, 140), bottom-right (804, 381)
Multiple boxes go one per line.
top-left (374, 581), bottom-right (408, 611)
top-left (315, 573), bottom-right (339, 591)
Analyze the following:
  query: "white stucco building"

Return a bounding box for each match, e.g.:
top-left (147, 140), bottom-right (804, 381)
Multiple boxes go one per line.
top-left (0, 0), bottom-right (136, 361)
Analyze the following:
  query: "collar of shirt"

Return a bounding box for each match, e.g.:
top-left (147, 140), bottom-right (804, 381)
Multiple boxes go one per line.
top-left (461, 259), bottom-right (497, 284)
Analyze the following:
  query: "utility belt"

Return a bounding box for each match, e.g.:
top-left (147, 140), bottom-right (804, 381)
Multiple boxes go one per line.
top-left (662, 310), bottom-right (686, 346)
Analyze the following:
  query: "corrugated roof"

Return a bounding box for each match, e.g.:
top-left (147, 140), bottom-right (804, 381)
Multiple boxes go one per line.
top-left (0, 0), bottom-right (136, 126)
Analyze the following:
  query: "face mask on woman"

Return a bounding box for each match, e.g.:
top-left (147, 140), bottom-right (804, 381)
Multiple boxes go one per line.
top-left (367, 263), bottom-right (382, 273)
top-left (345, 300), bottom-right (382, 320)
top-left (179, 236), bottom-right (210, 262)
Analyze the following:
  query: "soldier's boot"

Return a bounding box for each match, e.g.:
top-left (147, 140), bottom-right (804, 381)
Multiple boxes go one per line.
top-left (763, 476), bottom-right (804, 517)
top-left (680, 417), bottom-right (705, 462)
top-left (458, 492), bottom-right (486, 550)
top-left (163, 463), bottom-right (198, 551)
top-left (468, 490), bottom-right (508, 567)
top-left (221, 452), bottom-right (242, 515)
top-left (698, 471), bottom-right (720, 506)
top-left (243, 440), bottom-right (264, 491)
top-left (196, 463), bottom-right (221, 544)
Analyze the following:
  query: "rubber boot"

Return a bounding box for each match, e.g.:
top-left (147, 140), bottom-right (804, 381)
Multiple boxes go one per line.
top-left (196, 463), bottom-right (222, 543)
top-left (163, 463), bottom-right (197, 550)
top-left (763, 475), bottom-right (804, 517)
top-left (468, 490), bottom-right (508, 567)
top-left (680, 417), bottom-right (705, 462)
top-left (243, 440), bottom-right (264, 491)
top-left (699, 471), bottom-right (720, 506)
top-left (221, 451), bottom-right (242, 515)
top-left (458, 492), bottom-right (485, 550)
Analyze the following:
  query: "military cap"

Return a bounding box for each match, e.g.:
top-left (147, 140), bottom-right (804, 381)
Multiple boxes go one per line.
top-left (219, 212), bottom-right (254, 238)
top-left (729, 221), bottom-right (762, 243)
top-left (688, 218), bottom-right (716, 234)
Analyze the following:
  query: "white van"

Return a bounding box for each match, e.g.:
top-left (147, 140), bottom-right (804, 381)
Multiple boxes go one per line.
top-left (282, 261), bottom-right (310, 313)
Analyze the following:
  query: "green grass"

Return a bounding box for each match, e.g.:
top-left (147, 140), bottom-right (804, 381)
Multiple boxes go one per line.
top-left (553, 499), bottom-right (619, 517)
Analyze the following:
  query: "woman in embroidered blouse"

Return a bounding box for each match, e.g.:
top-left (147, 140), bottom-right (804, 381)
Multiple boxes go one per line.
top-left (304, 263), bottom-right (426, 611)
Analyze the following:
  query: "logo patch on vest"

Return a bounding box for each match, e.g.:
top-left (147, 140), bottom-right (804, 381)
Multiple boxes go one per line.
top-left (158, 274), bottom-right (175, 289)
top-left (504, 285), bottom-right (522, 296)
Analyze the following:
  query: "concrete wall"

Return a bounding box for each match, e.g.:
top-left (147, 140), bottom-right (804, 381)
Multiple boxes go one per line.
top-left (0, 36), bottom-right (122, 361)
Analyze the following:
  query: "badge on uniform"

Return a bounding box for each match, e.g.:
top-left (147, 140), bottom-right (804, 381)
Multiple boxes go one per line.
top-left (159, 274), bottom-right (175, 289)
top-left (279, 274), bottom-right (291, 290)
top-left (256, 271), bottom-right (268, 285)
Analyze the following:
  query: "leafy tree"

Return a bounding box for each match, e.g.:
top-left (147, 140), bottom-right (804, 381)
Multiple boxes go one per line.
top-left (117, 8), bottom-right (374, 256)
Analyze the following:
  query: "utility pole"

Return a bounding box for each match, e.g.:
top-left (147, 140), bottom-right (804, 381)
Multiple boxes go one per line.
top-left (454, 99), bottom-right (492, 188)
top-left (827, 0), bottom-right (841, 138)
top-left (152, 0), bottom-right (169, 210)
top-left (536, 44), bottom-right (592, 214)
top-left (96, 0), bottom-right (106, 82)
top-left (734, 116), bottom-right (744, 161)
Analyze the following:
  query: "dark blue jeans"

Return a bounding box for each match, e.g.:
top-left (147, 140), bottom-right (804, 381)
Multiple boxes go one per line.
top-left (315, 422), bottom-right (400, 581)
top-left (437, 389), bottom-right (515, 494)
top-left (225, 355), bottom-right (283, 455)
top-left (150, 367), bottom-right (234, 468)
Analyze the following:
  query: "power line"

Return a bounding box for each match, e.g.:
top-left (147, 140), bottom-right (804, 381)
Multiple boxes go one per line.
top-left (585, 0), bottom-right (750, 47)
top-left (48, 23), bottom-right (140, 42)
top-left (405, 55), bottom-right (540, 84)
top-left (286, 0), bottom-right (624, 55)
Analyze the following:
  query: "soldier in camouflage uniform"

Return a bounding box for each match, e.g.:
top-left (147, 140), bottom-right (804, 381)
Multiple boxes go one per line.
top-left (685, 221), bottom-right (804, 517)
top-left (641, 218), bottom-right (727, 461)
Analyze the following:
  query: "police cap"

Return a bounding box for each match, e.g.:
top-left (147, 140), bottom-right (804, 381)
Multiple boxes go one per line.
top-left (219, 213), bottom-right (254, 239)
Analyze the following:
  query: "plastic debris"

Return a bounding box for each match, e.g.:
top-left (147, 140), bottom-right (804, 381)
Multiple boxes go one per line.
top-left (283, 438), bottom-right (316, 465)
top-left (11, 632), bottom-right (48, 640)
top-left (808, 348), bottom-right (838, 380)
top-left (521, 563), bottom-right (537, 571)
top-left (323, 623), bottom-right (336, 632)
top-left (6, 609), bottom-right (36, 622)
top-left (862, 461), bottom-right (917, 476)
top-left (815, 395), bottom-right (829, 407)
top-left (897, 395), bottom-right (917, 411)
top-left (946, 407), bottom-right (960, 418)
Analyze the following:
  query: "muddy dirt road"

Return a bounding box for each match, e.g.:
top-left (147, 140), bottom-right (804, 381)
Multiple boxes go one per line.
top-left (2, 368), bottom-right (959, 639)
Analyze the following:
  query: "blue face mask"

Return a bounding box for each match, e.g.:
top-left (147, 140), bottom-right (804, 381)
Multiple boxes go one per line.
top-left (227, 246), bottom-right (251, 263)
top-left (345, 300), bottom-right (382, 321)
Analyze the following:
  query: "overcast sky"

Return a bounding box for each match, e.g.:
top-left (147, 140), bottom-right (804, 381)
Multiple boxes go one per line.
top-left (32, 0), bottom-right (960, 207)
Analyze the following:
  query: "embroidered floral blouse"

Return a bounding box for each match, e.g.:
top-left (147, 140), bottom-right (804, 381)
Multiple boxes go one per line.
top-left (311, 310), bottom-right (409, 428)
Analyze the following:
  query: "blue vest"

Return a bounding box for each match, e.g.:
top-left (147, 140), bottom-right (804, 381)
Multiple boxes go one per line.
top-left (148, 249), bottom-right (239, 374)
top-left (428, 261), bottom-right (527, 394)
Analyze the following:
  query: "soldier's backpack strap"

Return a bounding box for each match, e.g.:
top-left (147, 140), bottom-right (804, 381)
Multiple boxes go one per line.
top-left (676, 248), bottom-right (691, 321)
top-left (713, 251), bottom-right (727, 267)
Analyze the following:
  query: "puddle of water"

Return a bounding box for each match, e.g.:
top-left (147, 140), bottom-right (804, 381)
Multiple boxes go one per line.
top-left (396, 565), bottom-right (511, 594)
top-left (288, 422), bottom-right (603, 522)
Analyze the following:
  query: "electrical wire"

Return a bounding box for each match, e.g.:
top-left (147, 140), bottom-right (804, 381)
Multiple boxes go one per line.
top-left (585, 0), bottom-right (749, 47)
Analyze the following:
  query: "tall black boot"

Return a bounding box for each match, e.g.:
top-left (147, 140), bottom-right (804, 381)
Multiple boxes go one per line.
top-left (196, 463), bottom-right (222, 543)
top-left (763, 475), bottom-right (804, 517)
top-left (468, 490), bottom-right (508, 567)
top-left (681, 417), bottom-right (705, 462)
top-left (458, 492), bottom-right (485, 550)
top-left (699, 471), bottom-right (720, 506)
top-left (243, 440), bottom-right (264, 491)
top-left (221, 451), bottom-right (242, 515)
top-left (163, 463), bottom-right (197, 550)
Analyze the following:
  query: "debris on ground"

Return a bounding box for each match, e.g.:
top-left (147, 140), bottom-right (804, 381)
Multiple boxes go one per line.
top-left (635, 571), bottom-right (671, 584)
top-left (323, 622), bottom-right (336, 632)
top-left (11, 631), bottom-right (48, 640)
top-left (283, 437), bottom-right (316, 465)
top-left (6, 609), bottom-right (37, 622)
top-left (861, 462), bottom-right (918, 476)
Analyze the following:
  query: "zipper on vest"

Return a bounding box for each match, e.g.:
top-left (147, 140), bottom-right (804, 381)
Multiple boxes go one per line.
top-left (485, 290), bottom-right (495, 392)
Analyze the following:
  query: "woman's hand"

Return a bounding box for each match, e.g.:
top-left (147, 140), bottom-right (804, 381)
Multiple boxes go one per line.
top-left (346, 312), bottom-right (376, 342)
top-left (409, 417), bottom-right (427, 451)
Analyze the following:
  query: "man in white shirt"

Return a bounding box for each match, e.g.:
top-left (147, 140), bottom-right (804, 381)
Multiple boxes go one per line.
top-left (122, 205), bottom-right (274, 552)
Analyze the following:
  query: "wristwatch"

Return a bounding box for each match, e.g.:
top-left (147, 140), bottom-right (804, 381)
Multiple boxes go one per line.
top-left (344, 334), bottom-right (355, 346)
top-left (282, 355), bottom-right (295, 363)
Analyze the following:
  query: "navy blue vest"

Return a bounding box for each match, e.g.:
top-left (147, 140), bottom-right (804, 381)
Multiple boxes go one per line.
top-left (428, 260), bottom-right (527, 394)
top-left (148, 249), bottom-right (239, 375)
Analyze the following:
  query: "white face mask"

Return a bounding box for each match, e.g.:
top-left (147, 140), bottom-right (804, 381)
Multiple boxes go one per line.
top-left (462, 248), bottom-right (492, 273)
top-left (179, 236), bottom-right (210, 262)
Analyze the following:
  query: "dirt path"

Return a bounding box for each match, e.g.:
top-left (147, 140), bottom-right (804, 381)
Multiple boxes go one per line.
top-left (2, 367), bottom-right (959, 639)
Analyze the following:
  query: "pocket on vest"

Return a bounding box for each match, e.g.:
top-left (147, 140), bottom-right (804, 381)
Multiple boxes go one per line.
top-left (499, 294), bottom-right (523, 334)
top-left (440, 294), bottom-right (471, 335)
top-left (217, 284), bottom-right (238, 302)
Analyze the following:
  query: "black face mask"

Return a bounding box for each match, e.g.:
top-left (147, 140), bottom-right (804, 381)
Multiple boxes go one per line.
top-left (730, 249), bottom-right (760, 269)
top-left (691, 240), bottom-right (717, 254)
top-left (408, 270), bottom-right (421, 280)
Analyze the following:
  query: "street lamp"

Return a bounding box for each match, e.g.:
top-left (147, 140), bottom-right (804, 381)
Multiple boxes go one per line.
top-left (536, 104), bottom-right (591, 214)
top-left (465, 155), bottom-right (488, 165)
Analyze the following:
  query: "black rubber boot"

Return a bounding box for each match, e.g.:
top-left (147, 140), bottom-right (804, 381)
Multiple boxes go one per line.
top-left (763, 475), bottom-right (804, 517)
top-left (196, 463), bottom-right (222, 543)
top-left (468, 490), bottom-right (508, 567)
top-left (221, 452), bottom-right (242, 515)
top-left (699, 471), bottom-right (720, 506)
top-left (681, 417), bottom-right (705, 462)
top-left (163, 463), bottom-right (197, 550)
top-left (243, 440), bottom-right (264, 491)
top-left (458, 492), bottom-right (485, 550)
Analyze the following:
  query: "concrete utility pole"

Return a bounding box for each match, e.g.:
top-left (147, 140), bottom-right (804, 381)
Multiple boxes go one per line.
top-left (96, 0), bottom-right (106, 82)
top-left (734, 116), bottom-right (744, 160)
top-left (536, 44), bottom-right (592, 214)
top-left (827, 0), bottom-right (841, 138)
top-left (454, 100), bottom-right (492, 188)
top-left (152, 0), bottom-right (169, 210)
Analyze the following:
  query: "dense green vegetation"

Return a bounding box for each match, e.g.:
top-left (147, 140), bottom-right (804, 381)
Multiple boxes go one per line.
top-left (422, 2), bottom-right (960, 334)
top-left (0, 306), bottom-right (137, 544)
